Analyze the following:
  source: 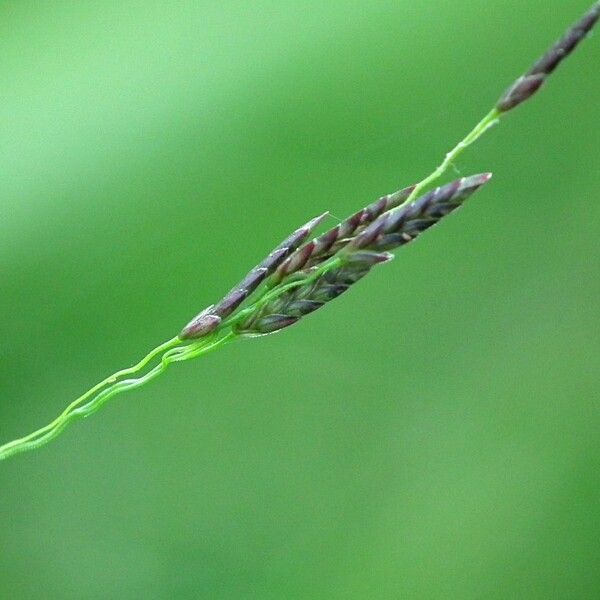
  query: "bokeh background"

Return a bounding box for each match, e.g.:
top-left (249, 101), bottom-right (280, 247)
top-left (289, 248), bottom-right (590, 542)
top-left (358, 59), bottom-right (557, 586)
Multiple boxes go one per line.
top-left (1, 1), bottom-right (598, 598)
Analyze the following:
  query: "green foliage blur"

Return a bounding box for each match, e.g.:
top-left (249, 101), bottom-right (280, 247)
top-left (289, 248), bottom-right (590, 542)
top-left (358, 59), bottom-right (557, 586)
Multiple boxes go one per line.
top-left (1, 1), bottom-right (598, 598)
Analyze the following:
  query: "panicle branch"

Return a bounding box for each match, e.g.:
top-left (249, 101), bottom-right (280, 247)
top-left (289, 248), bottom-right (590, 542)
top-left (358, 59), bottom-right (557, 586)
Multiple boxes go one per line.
top-left (235, 174), bottom-right (492, 336)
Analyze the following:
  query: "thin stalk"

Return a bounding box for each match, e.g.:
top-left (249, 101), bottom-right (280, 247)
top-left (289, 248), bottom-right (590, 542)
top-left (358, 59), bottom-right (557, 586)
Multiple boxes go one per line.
top-left (402, 109), bottom-right (501, 206)
top-left (0, 335), bottom-right (222, 461)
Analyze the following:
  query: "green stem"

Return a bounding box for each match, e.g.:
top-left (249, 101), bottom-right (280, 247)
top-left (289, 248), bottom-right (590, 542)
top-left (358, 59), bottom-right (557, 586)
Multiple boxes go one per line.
top-left (0, 334), bottom-right (237, 461)
top-left (73, 332), bottom-right (236, 421)
top-left (401, 107), bottom-right (501, 206)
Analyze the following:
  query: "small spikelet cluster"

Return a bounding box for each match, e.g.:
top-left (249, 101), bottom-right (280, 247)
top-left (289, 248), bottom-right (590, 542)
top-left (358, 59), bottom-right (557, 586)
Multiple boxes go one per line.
top-left (269, 184), bottom-right (416, 284)
top-left (497, 2), bottom-right (600, 112)
top-left (179, 185), bottom-right (416, 340)
top-left (180, 212), bottom-right (328, 339)
top-left (345, 174), bottom-right (492, 253)
top-left (235, 252), bottom-right (391, 335)
top-left (234, 174), bottom-right (491, 336)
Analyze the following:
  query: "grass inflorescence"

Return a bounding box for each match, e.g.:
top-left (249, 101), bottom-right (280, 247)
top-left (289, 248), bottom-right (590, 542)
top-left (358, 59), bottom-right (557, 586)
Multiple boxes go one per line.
top-left (1, 2), bottom-right (598, 462)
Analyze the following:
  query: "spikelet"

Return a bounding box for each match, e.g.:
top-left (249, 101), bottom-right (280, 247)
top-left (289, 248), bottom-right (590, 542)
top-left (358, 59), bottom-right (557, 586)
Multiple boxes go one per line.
top-left (270, 184), bottom-right (416, 284)
top-left (235, 251), bottom-right (392, 336)
top-left (180, 212), bottom-right (328, 339)
top-left (346, 174), bottom-right (492, 253)
top-left (497, 2), bottom-right (600, 111)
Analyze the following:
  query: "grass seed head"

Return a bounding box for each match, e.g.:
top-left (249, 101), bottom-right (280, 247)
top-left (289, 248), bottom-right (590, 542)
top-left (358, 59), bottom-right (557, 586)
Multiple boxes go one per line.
top-left (235, 174), bottom-right (491, 337)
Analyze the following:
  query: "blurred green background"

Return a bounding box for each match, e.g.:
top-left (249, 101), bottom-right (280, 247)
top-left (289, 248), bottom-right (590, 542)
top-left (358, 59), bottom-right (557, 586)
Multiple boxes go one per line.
top-left (1, 1), bottom-right (598, 598)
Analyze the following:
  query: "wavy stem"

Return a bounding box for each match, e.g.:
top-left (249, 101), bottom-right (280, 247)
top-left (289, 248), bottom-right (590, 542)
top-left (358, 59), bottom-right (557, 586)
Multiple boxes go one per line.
top-left (0, 334), bottom-right (235, 461)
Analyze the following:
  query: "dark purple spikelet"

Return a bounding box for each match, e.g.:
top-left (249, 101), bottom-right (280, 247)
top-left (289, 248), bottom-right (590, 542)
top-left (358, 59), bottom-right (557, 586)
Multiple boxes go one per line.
top-left (235, 251), bottom-right (386, 336)
top-left (178, 306), bottom-right (222, 339)
top-left (497, 2), bottom-right (600, 112)
top-left (236, 174), bottom-right (491, 337)
top-left (346, 174), bottom-right (492, 253)
top-left (179, 212), bottom-right (328, 339)
top-left (270, 184), bottom-right (416, 284)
